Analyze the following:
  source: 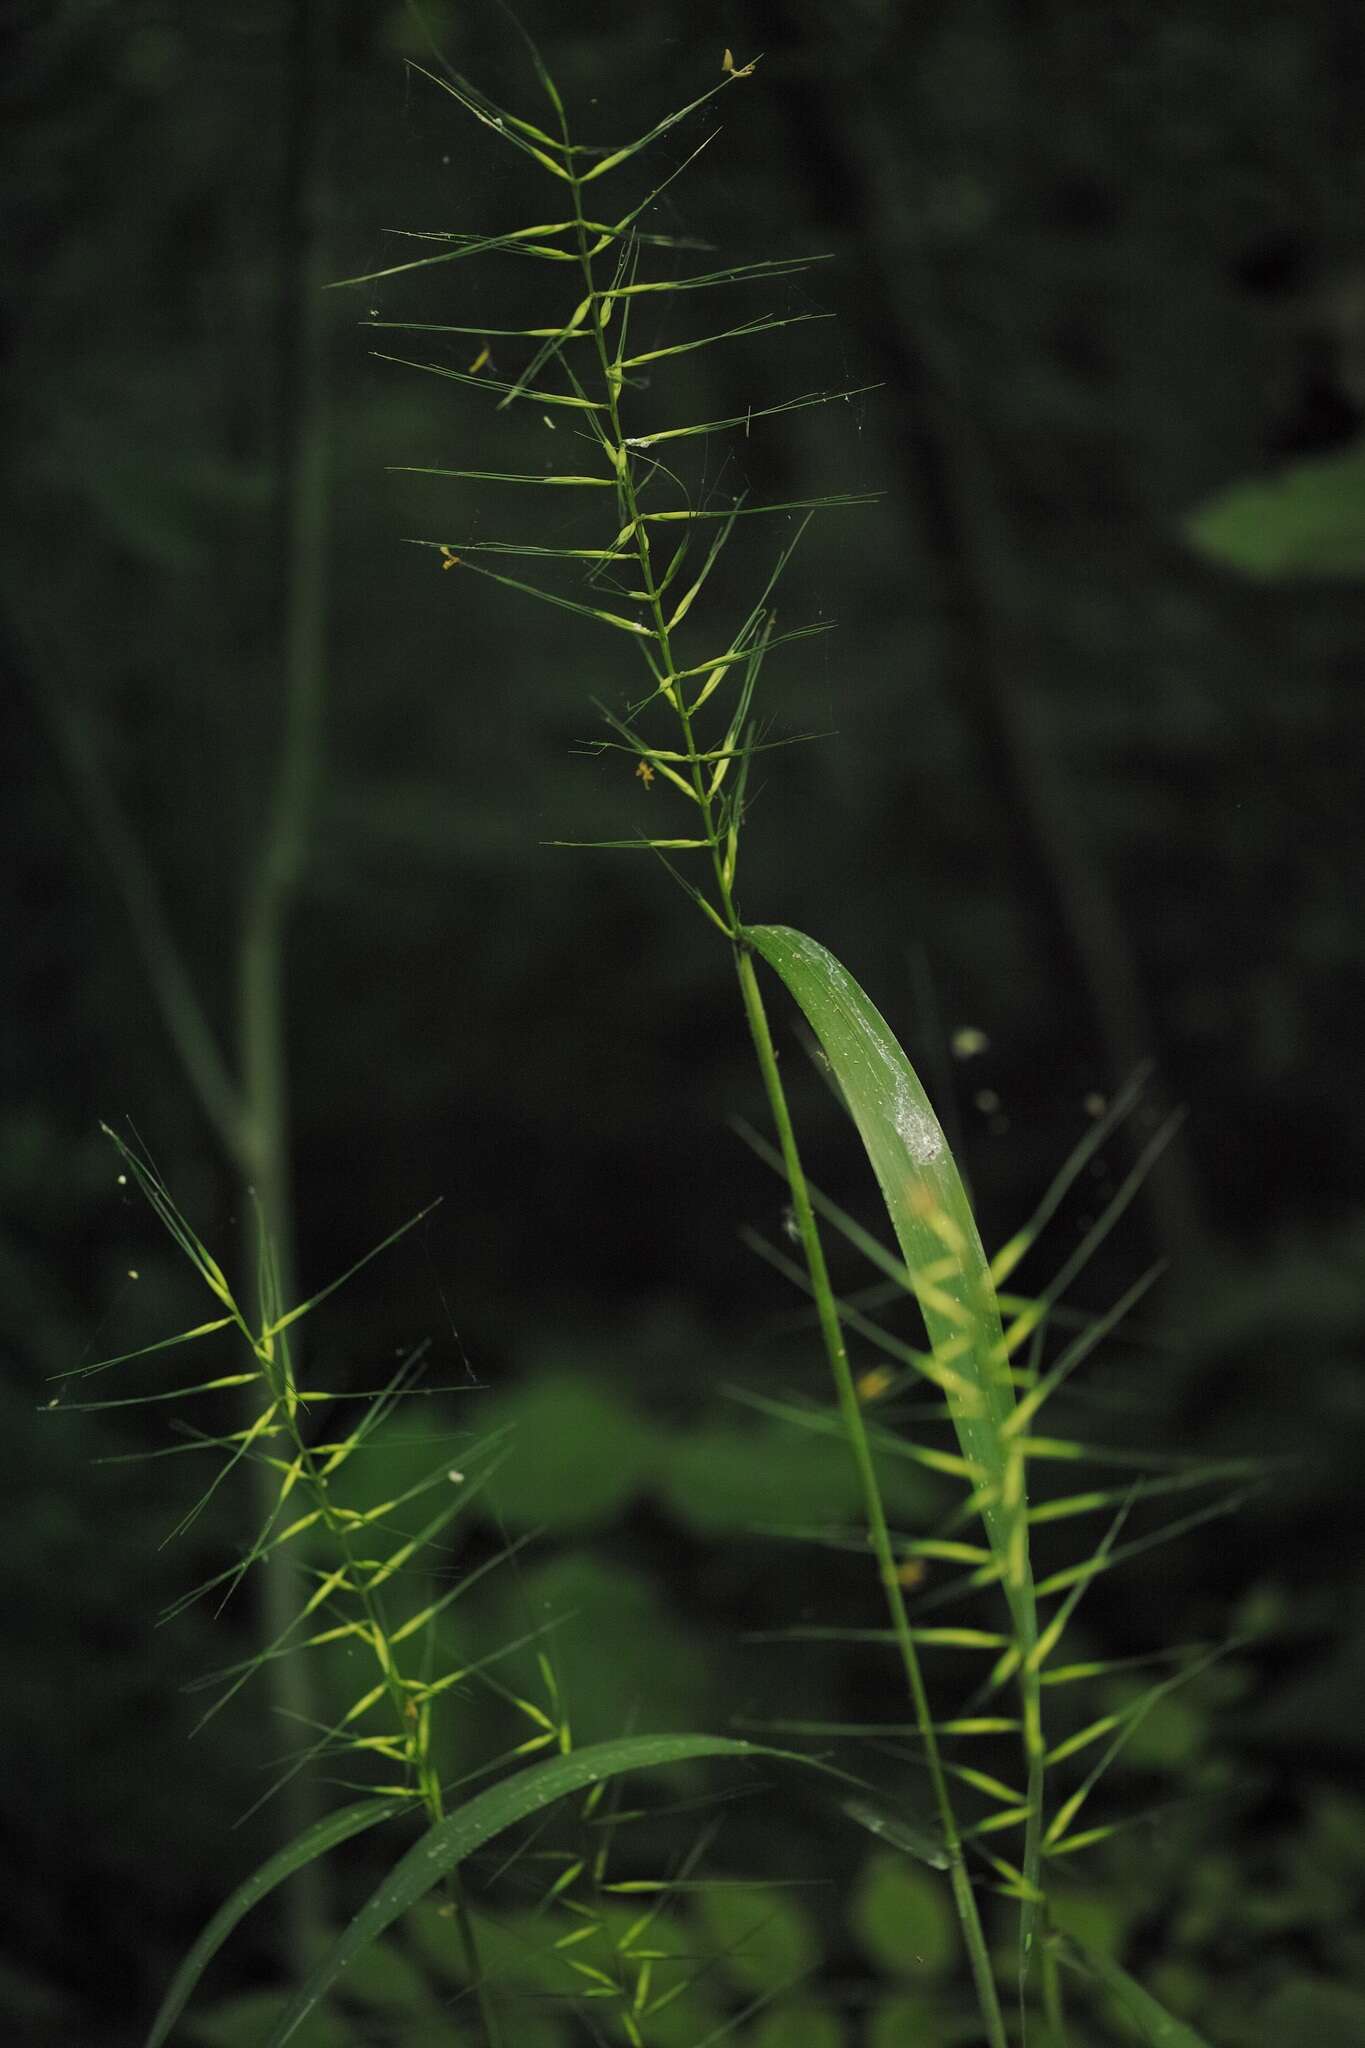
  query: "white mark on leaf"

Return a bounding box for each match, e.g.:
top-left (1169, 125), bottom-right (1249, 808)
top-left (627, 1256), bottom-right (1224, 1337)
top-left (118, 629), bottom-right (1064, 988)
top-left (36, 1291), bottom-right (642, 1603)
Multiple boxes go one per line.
top-left (894, 1101), bottom-right (944, 1164)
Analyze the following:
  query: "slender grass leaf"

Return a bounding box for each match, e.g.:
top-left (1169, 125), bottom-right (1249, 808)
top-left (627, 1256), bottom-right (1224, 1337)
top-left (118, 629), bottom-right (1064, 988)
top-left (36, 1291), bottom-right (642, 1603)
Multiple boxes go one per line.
top-left (686, 513), bottom-right (817, 712)
top-left (641, 492), bottom-right (881, 522)
top-left (1051, 1931), bottom-right (1212, 2047)
top-left (1003, 1265), bottom-right (1164, 1438)
top-left (623, 384), bottom-right (881, 449)
top-left (675, 619), bottom-right (834, 686)
top-left (99, 1125), bottom-right (238, 1310)
top-left (732, 1118), bottom-right (914, 1291)
top-left (742, 927), bottom-right (1033, 1634)
top-left (265, 1736), bottom-right (808, 2045)
top-left (739, 1227), bottom-right (965, 1399)
top-left (262, 1200), bottom-right (442, 1339)
top-left (145, 1797), bottom-right (405, 2048)
top-left (1044, 1640), bottom-right (1237, 1815)
top-left (389, 465), bottom-right (610, 485)
top-left (620, 310), bottom-right (833, 371)
top-left (371, 351), bottom-right (601, 406)
top-left (747, 1625), bottom-right (1006, 1649)
top-left (1032, 1488), bottom-right (1252, 1598)
top-left (58, 1371), bottom-right (260, 1414)
top-left (331, 227), bottom-right (581, 290)
top-left (1027, 1461), bottom-right (1261, 1525)
top-left (581, 738), bottom-right (800, 766)
top-left (427, 539), bottom-right (632, 562)
top-left (404, 62), bottom-right (571, 179)
top-left (402, 29), bottom-right (569, 154)
top-left (737, 1112), bottom-right (1162, 1393)
top-left (839, 1796), bottom-right (950, 1870)
top-left (745, 927), bottom-right (1053, 1992)
top-left (612, 256), bottom-right (829, 299)
top-left (419, 549), bottom-right (654, 636)
top-left (1038, 1646), bottom-right (1206, 1688)
top-left (49, 1316), bottom-right (236, 1384)
top-left (1001, 1110), bottom-right (1185, 1357)
top-left (494, 293), bottom-right (598, 412)
top-left (989, 1065), bottom-right (1152, 1285)
top-left (366, 320), bottom-right (594, 341)
top-left (547, 836), bottom-right (714, 850)
top-left (578, 74), bottom-right (752, 183)
top-left (726, 1384), bottom-right (976, 1481)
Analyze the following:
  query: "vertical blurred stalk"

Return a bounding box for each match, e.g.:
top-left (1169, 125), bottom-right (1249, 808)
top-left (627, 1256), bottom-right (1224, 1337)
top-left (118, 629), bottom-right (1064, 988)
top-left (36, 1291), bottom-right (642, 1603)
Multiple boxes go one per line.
top-left (237, 0), bottom-right (335, 1969)
top-left (20, 0), bottom-right (339, 1977)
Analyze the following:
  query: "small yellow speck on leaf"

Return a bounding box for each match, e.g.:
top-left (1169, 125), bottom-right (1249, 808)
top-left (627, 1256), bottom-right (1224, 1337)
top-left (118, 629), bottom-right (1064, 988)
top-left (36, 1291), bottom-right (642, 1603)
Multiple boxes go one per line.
top-left (439, 546), bottom-right (461, 570)
top-left (635, 759), bottom-right (656, 788)
top-left (856, 1366), bottom-right (894, 1404)
top-left (895, 1558), bottom-right (927, 1590)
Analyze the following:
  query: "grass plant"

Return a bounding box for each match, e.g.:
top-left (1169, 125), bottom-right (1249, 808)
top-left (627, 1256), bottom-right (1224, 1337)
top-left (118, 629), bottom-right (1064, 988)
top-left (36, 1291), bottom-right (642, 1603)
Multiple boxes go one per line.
top-left (69, 18), bottom-right (1257, 2048)
top-left (339, 22), bottom-right (1251, 2042)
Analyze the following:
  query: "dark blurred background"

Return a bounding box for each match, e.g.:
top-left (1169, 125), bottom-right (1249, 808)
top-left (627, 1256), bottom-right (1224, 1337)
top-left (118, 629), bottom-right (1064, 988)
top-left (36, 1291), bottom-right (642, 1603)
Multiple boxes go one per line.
top-left (5, 2), bottom-right (1365, 2044)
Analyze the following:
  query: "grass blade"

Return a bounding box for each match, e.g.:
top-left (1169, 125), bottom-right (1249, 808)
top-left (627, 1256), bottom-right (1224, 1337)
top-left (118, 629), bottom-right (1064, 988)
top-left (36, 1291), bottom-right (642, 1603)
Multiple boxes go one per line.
top-left (264, 1735), bottom-right (809, 2046)
top-left (620, 310), bottom-right (833, 371)
top-left (1051, 1930), bottom-right (1212, 2047)
top-left (839, 1794), bottom-right (949, 1870)
top-left (623, 384), bottom-right (881, 450)
top-left (145, 1797), bottom-right (405, 2047)
top-left (578, 75), bottom-right (752, 184)
top-left (371, 350), bottom-right (601, 406)
top-left (404, 61), bottom-right (571, 179)
top-left (422, 548), bottom-right (653, 636)
top-left (331, 223), bottom-right (581, 290)
top-left (612, 256), bottom-right (829, 300)
top-left (389, 465), bottom-right (610, 486)
top-left (743, 925), bottom-right (1033, 1639)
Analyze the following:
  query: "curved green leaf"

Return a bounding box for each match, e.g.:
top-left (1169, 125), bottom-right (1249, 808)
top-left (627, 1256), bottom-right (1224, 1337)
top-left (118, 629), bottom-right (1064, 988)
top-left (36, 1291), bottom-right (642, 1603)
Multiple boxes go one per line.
top-left (266, 1735), bottom-right (802, 2046)
top-left (145, 1796), bottom-right (407, 2048)
top-left (1052, 1931), bottom-right (1212, 2047)
top-left (742, 925), bottom-right (1033, 1636)
top-left (840, 1794), bottom-right (949, 1871)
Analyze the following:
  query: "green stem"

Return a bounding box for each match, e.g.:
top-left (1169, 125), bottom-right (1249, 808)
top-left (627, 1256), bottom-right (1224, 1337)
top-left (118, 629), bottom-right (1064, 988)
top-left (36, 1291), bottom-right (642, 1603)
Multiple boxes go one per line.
top-left (260, 1343), bottom-right (503, 2048)
top-left (1042, 1932), bottom-right (1068, 2048)
top-left (556, 88), bottom-right (1005, 2048)
top-left (564, 174), bottom-right (735, 923)
top-left (234, 0), bottom-right (338, 1975)
top-left (733, 948), bottom-right (1007, 2048)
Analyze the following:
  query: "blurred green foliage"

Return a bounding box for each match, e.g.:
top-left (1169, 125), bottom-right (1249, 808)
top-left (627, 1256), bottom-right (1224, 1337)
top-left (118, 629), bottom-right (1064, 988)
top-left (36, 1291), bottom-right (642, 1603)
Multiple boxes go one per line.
top-left (1186, 439), bottom-right (1365, 579)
